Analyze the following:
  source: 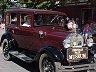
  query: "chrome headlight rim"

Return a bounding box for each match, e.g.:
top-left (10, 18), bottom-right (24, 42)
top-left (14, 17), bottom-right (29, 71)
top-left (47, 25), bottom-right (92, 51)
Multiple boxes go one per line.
top-left (63, 33), bottom-right (84, 48)
top-left (86, 37), bottom-right (93, 47)
top-left (63, 39), bottom-right (71, 48)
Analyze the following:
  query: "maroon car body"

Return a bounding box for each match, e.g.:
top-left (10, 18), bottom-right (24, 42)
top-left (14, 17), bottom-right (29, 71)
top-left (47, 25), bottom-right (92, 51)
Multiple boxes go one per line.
top-left (0, 9), bottom-right (96, 72)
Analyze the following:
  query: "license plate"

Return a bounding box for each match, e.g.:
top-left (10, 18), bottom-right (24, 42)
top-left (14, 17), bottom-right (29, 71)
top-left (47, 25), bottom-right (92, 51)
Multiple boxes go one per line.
top-left (67, 47), bottom-right (88, 62)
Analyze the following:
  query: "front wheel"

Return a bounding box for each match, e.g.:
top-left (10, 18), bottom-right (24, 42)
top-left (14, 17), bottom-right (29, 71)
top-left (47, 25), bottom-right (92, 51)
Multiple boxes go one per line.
top-left (1, 39), bottom-right (12, 61)
top-left (39, 53), bottom-right (55, 72)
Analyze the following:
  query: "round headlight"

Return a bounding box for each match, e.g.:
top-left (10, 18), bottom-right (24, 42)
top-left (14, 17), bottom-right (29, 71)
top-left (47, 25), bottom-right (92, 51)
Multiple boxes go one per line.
top-left (86, 38), bottom-right (93, 47)
top-left (63, 39), bottom-right (71, 48)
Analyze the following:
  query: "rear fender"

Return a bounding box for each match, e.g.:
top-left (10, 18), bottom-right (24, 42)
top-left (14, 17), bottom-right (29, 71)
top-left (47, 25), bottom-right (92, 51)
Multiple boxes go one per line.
top-left (0, 32), bottom-right (16, 48)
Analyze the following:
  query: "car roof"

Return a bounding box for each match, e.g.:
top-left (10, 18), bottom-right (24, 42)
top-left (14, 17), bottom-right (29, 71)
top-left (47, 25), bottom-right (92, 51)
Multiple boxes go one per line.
top-left (6, 8), bottom-right (67, 16)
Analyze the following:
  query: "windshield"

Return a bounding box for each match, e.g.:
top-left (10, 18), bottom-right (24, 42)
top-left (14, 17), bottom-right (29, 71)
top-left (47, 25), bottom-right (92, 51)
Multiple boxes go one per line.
top-left (34, 14), bottom-right (68, 27)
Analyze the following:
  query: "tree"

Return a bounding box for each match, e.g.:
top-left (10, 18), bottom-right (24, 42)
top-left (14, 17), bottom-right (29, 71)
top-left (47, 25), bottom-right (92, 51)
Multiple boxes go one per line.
top-left (0, 0), bottom-right (12, 9)
top-left (18, 0), bottom-right (35, 8)
top-left (18, 0), bottom-right (53, 9)
top-left (20, 0), bottom-right (96, 10)
top-left (36, 0), bottom-right (53, 10)
top-left (0, 0), bottom-right (12, 21)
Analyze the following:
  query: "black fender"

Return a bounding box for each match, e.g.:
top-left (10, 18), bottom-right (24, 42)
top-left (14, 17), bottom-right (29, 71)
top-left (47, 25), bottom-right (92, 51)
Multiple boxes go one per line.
top-left (90, 44), bottom-right (96, 54)
top-left (0, 32), bottom-right (16, 48)
top-left (1, 32), bottom-right (11, 44)
top-left (36, 46), bottom-right (64, 62)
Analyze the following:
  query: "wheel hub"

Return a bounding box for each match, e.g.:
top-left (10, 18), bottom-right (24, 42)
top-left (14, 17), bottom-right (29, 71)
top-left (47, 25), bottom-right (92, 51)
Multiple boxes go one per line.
top-left (43, 59), bottom-right (54, 72)
top-left (3, 43), bottom-right (9, 58)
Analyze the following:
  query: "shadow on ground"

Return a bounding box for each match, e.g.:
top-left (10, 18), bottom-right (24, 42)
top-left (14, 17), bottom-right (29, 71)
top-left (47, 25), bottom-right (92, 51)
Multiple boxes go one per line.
top-left (12, 57), bottom-right (39, 72)
top-left (12, 57), bottom-right (88, 72)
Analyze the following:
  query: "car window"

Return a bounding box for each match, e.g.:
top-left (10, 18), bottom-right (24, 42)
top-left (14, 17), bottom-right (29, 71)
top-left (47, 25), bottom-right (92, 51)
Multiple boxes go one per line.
top-left (20, 14), bottom-right (31, 27)
top-left (5, 13), bottom-right (10, 25)
top-left (10, 13), bottom-right (17, 25)
top-left (34, 14), bottom-right (55, 26)
top-left (34, 14), bottom-right (66, 27)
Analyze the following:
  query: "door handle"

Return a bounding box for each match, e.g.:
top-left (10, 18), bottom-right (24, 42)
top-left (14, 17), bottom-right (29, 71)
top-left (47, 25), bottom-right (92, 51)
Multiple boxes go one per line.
top-left (39, 31), bottom-right (46, 39)
top-left (39, 30), bottom-right (44, 38)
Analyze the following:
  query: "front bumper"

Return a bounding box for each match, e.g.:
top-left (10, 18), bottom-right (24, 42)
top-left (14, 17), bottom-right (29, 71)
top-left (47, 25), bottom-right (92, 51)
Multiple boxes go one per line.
top-left (55, 62), bottom-right (96, 72)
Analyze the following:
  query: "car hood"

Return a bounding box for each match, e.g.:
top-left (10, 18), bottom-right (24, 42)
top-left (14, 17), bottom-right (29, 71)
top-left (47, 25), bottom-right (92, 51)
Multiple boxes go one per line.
top-left (46, 31), bottom-right (71, 41)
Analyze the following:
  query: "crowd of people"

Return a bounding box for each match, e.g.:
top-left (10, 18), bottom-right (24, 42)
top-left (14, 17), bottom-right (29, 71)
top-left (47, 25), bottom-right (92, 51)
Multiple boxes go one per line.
top-left (66, 17), bottom-right (96, 35)
top-left (83, 18), bottom-right (96, 35)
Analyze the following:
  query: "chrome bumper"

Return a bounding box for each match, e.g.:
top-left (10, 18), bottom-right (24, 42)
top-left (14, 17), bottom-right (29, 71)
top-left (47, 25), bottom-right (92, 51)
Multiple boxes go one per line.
top-left (55, 62), bottom-right (96, 72)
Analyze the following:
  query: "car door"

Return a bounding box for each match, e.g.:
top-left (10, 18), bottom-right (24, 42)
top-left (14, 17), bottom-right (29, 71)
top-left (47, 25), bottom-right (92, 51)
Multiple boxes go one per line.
top-left (5, 12), bottom-right (19, 41)
top-left (13, 13), bottom-right (47, 51)
top-left (11, 13), bottom-right (33, 49)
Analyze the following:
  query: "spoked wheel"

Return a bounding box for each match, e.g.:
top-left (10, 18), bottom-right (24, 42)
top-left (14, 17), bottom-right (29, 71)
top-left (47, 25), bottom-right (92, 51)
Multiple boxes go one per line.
top-left (39, 53), bottom-right (55, 72)
top-left (2, 39), bottom-right (11, 60)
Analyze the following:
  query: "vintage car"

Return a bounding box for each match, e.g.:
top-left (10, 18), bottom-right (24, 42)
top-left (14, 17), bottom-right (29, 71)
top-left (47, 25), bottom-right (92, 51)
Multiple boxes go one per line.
top-left (0, 8), bottom-right (96, 72)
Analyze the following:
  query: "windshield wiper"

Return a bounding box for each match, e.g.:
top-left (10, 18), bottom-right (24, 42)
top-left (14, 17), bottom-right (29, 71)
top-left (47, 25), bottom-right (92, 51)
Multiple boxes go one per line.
top-left (50, 15), bottom-right (58, 23)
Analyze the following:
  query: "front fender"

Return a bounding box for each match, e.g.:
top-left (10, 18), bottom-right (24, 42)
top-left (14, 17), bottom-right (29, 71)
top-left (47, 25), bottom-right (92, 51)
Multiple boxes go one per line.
top-left (37, 46), bottom-right (64, 62)
top-left (90, 44), bottom-right (96, 54)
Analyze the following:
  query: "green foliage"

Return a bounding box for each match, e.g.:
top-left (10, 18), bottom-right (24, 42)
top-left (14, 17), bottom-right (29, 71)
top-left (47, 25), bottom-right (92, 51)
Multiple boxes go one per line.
top-left (36, 1), bottom-right (51, 10)
top-left (0, 2), bottom-right (11, 9)
top-left (18, 0), bottom-right (96, 10)
top-left (19, 0), bottom-right (54, 10)
top-left (19, 0), bottom-right (32, 4)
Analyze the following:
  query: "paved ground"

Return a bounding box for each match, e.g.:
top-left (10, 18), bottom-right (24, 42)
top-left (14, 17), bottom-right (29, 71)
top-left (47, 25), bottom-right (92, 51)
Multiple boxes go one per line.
top-left (0, 28), bottom-right (39, 72)
top-left (0, 51), bottom-right (38, 72)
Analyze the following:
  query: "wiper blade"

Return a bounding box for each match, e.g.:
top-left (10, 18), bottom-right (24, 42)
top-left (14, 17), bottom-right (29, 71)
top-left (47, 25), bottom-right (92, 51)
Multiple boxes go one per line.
top-left (50, 15), bottom-right (58, 23)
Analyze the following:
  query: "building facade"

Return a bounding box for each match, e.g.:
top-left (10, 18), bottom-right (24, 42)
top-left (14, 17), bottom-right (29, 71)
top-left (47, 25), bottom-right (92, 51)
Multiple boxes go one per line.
top-left (54, 0), bottom-right (96, 27)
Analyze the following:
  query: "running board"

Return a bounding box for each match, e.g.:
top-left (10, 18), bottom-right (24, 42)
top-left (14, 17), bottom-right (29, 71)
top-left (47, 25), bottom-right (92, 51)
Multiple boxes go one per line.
top-left (9, 51), bottom-right (34, 63)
